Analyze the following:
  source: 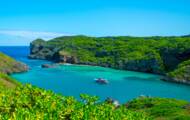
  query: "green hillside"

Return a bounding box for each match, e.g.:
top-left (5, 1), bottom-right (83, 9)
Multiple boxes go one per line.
top-left (0, 52), bottom-right (28, 88)
top-left (0, 52), bottom-right (28, 74)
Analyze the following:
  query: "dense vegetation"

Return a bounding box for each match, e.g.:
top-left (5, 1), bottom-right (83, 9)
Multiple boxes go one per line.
top-left (0, 84), bottom-right (190, 120)
top-left (0, 84), bottom-right (150, 120)
top-left (0, 73), bottom-right (19, 88)
top-left (29, 35), bottom-right (190, 84)
top-left (127, 97), bottom-right (190, 120)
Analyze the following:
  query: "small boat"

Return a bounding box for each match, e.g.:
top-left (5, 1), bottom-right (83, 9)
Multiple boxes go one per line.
top-left (95, 78), bottom-right (109, 84)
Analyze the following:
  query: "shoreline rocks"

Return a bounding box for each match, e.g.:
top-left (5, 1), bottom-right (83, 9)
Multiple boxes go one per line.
top-left (161, 76), bottom-right (190, 85)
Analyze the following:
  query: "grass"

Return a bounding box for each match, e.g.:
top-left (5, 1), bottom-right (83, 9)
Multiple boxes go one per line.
top-left (0, 73), bottom-right (20, 88)
top-left (0, 52), bottom-right (27, 74)
top-left (126, 96), bottom-right (190, 120)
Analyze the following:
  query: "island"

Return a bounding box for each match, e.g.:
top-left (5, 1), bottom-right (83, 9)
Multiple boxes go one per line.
top-left (29, 35), bottom-right (190, 85)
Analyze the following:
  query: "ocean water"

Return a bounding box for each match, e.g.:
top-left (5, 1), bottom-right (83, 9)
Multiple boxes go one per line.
top-left (1, 46), bottom-right (190, 103)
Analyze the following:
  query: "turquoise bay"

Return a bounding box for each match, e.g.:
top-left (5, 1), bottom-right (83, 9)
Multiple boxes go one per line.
top-left (1, 46), bottom-right (190, 103)
top-left (12, 63), bottom-right (190, 103)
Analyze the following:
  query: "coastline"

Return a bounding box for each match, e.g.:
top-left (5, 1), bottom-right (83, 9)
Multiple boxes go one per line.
top-left (28, 35), bottom-right (190, 85)
top-left (34, 58), bottom-right (190, 86)
top-left (162, 76), bottom-right (190, 85)
top-left (29, 57), bottom-right (190, 85)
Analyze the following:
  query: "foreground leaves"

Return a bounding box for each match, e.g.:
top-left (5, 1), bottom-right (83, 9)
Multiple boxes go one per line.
top-left (0, 84), bottom-right (150, 120)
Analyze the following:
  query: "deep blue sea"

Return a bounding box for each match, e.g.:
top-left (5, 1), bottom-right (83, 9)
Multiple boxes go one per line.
top-left (1, 46), bottom-right (190, 103)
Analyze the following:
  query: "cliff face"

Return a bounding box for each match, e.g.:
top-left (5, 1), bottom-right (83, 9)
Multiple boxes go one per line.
top-left (28, 40), bottom-right (77, 63)
top-left (28, 39), bottom-right (57, 60)
top-left (29, 35), bottom-right (190, 84)
top-left (0, 52), bottom-right (28, 74)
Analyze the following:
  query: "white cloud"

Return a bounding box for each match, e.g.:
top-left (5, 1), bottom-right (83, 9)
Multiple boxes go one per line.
top-left (0, 30), bottom-right (72, 40)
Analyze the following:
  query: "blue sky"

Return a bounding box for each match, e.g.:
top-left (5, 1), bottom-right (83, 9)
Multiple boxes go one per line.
top-left (0, 0), bottom-right (190, 45)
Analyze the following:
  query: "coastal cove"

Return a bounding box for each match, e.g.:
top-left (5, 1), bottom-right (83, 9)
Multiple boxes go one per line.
top-left (1, 46), bottom-right (190, 103)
